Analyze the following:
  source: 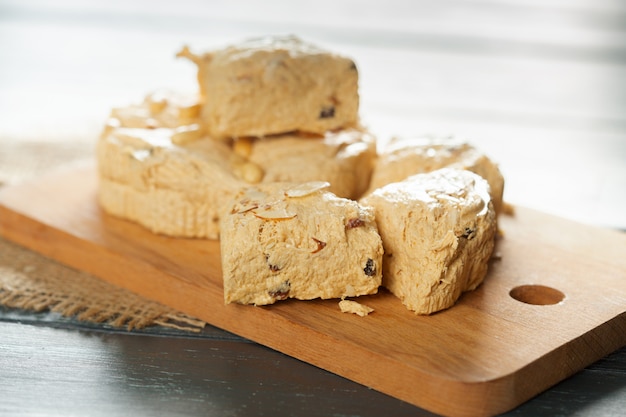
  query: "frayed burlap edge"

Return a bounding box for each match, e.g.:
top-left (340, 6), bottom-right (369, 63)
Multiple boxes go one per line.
top-left (0, 137), bottom-right (205, 332)
top-left (0, 237), bottom-right (206, 332)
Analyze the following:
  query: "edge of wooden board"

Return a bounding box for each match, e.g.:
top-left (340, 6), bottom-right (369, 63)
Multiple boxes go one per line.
top-left (1, 161), bottom-right (625, 417)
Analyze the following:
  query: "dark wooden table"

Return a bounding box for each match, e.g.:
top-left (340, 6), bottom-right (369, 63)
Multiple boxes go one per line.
top-left (1, 1), bottom-right (625, 416)
top-left (1, 306), bottom-right (625, 417)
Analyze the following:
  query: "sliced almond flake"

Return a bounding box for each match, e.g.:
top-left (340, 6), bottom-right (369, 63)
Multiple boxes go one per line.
top-left (231, 188), bottom-right (270, 214)
top-left (242, 188), bottom-right (268, 201)
top-left (232, 204), bottom-right (258, 215)
top-left (252, 206), bottom-right (297, 221)
top-left (285, 181), bottom-right (331, 198)
top-left (232, 199), bottom-right (260, 214)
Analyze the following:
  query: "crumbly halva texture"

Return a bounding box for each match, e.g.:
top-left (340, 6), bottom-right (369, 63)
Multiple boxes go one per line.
top-left (242, 128), bottom-right (376, 200)
top-left (220, 182), bottom-right (383, 305)
top-left (361, 168), bottom-right (497, 315)
top-left (97, 91), bottom-right (257, 239)
top-left (97, 91), bottom-right (379, 238)
top-left (178, 35), bottom-right (360, 139)
top-left (339, 299), bottom-right (374, 317)
top-left (367, 136), bottom-right (505, 214)
top-left (95, 37), bottom-right (505, 315)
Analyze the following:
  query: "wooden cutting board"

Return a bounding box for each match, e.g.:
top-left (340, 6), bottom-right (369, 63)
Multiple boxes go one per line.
top-left (1, 161), bottom-right (625, 417)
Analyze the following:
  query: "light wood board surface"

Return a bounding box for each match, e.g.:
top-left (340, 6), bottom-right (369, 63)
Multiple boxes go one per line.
top-left (1, 162), bottom-right (624, 417)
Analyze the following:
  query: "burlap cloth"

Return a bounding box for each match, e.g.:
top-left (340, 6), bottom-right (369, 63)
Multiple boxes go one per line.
top-left (0, 139), bottom-right (206, 332)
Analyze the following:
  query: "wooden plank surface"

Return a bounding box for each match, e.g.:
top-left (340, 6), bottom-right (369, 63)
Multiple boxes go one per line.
top-left (1, 162), bottom-right (625, 417)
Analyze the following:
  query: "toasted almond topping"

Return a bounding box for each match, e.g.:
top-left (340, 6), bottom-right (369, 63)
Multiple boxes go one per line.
top-left (252, 206), bottom-right (297, 221)
top-left (285, 181), bottom-right (330, 198)
top-left (242, 188), bottom-right (268, 201)
top-left (232, 204), bottom-right (258, 215)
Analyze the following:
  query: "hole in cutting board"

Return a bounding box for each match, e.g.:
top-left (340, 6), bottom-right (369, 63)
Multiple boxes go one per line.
top-left (509, 285), bottom-right (565, 305)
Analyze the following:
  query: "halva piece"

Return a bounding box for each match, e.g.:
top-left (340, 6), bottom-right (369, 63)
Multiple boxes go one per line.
top-left (368, 136), bottom-right (505, 214)
top-left (242, 128), bottom-right (377, 200)
top-left (220, 182), bottom-right (383, 305)
top-left (361, 168), bottom-right (497, 315)
top-left (97, 91), bottom-right (261, 239)
top-left (178, 35), bottom-right (360, 139)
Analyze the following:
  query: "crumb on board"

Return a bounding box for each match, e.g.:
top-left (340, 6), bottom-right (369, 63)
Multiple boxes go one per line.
top-left (339, 299), bottom-right (374, 317)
